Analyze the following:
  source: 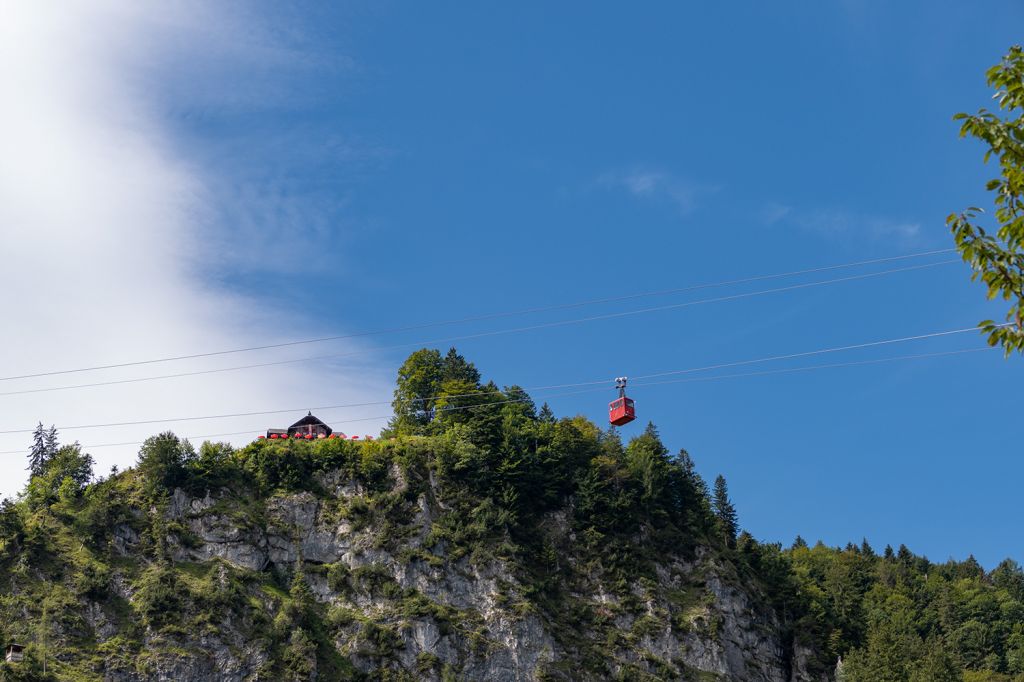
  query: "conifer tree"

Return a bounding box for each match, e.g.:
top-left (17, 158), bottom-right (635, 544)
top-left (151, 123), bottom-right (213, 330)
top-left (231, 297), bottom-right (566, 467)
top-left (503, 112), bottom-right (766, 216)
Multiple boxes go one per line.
top-left (625, 423), bottom-right (671, 507)
top-left (600, 428), bottom-right (625, 460)
top-left (289, 564), bottom-right (315, 615)
top-left (44, 425), bottom-right (58, 459)
top-left (28, 422), bottom-right (47, 476)
top-left (27, 422), bottom-right (58, 476)
top-left (992, 558), bottom-right (1024, 601)
top-left (908, 641), bottom-right (960, 682)
top-left (441, 346), bottom-right (481, 384)
top-left (675, 449), bottom-right (709, 498)
top-left (712, 474), bottom-right (738, 547)
top-left (669, 449), bottom-right (714, 534)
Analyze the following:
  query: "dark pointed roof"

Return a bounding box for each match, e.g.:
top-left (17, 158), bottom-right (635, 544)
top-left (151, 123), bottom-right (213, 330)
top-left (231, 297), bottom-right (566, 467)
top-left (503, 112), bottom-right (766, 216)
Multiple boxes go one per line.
top-left (289, 411), bottom-right (329, 430)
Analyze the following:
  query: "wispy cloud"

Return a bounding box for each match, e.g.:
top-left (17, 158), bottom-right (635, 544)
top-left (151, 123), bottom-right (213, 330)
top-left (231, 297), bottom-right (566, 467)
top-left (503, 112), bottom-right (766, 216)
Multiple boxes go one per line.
top-left (760, 202), bottom-right (793, 226)
top-left (196, 130), bottom-right (395, 275)
top-left (0, 2), bottom-right (390, 498)
top-left (760, 202), bottom-right (923, 245)
top-left (599, 167), bottom-right (717, 215)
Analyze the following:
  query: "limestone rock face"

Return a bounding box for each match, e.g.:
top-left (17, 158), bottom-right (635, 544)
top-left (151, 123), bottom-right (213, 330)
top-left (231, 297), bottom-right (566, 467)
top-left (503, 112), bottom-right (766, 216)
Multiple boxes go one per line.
top-left (96, 477), bottom-right (831, 682)
top-left (103, 639), bottom-right (269, 682)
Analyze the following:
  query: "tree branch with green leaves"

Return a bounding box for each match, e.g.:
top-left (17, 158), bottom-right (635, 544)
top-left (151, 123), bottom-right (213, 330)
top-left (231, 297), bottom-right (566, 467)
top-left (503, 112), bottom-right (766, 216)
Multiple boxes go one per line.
top-left (949, 44), bottom-right (1024, 355)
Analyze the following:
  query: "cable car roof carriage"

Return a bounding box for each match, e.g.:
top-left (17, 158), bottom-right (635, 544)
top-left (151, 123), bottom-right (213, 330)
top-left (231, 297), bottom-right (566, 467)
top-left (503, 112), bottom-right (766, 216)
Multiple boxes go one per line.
top-left (609, 376), bottom-right (636, 426)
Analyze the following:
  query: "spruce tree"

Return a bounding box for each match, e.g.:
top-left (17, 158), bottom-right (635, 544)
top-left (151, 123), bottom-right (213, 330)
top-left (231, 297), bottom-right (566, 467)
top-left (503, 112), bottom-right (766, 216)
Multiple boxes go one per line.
top-left (28, 422), bottom-right (46, 475)
top-left (289, 564), bottom-right (315, 616)
top-left (909, 643), bottom-right (960, 682)
top-left (625, 423), bottom-right (671, 507)
top-left (44, 425), bottom-right (58, 458)
top-left (992, 559), bottom-right (1024, 602)
top-left (441, 346), bottom-right (481, 384)
top-left (712, 474), bottom-right (738, 547)
top-left (676, 449), bottom-right (709, 498)
top-left (27, 422), bottom-right (58, 476)
top-left (670, 449), bottom-right (714, 534)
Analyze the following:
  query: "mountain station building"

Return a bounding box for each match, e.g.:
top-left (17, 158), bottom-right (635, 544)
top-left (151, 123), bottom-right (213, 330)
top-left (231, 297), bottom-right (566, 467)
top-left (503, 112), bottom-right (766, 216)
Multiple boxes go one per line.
top-left (265, 412), bottom-right (335, 440)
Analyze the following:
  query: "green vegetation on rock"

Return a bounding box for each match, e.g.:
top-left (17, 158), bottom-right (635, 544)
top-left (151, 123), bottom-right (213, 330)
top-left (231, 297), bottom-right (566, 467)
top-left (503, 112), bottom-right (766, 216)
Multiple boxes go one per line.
top-left (0, 348), bottom-right (1020, 681)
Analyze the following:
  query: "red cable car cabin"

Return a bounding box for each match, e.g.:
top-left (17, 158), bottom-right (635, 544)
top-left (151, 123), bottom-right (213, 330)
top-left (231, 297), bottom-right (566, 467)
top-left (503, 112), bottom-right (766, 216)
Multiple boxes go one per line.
top-left (609, 396), bottom-right (635, 426)
top-left (608, 376), bottom-right (636, 426)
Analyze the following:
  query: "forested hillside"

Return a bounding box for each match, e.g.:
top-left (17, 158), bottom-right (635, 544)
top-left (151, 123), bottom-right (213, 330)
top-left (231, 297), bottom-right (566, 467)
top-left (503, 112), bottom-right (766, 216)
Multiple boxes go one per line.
top-left (0, 349), bottom-right (1020, 681)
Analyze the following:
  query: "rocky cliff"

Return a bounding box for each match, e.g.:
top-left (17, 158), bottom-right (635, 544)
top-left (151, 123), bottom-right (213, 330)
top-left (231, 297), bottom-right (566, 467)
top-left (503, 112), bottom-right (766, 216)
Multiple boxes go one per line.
top-left (0, 418), bottom-right (833, 680)
top-left (145, 477), bottom-right (815, 681)
top-left (5, 351), bottom-right (1017, 681)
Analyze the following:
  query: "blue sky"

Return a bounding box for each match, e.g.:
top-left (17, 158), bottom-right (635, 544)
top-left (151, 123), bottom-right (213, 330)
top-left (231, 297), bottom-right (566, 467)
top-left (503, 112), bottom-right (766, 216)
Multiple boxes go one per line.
top-left (2, 2), bottom-right (1022, 567)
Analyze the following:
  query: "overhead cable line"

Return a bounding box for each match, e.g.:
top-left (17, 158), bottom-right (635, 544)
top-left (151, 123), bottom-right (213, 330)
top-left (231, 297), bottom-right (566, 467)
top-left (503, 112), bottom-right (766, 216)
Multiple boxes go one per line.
top-left (0, 388), bottom-right (601, 454)
top-left (629, 324), bottom-right (989, 382)
top-left (629, 347), bottom-right (996, 388)
top-left (0, 248), bottom-right (956, 383)
top-left (0, 345), bottom-right (994, 455)
top-left (0, 259), bottom-right (958, 398)
top-left (0, 323), bottom-right (991, 435)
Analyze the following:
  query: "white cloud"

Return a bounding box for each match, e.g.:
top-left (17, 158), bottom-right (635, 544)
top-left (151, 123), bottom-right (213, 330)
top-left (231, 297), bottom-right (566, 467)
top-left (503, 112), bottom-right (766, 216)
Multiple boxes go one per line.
top-left (195, 130), bottom-right (395, 276)
top-left (599, 167), bottom-right (716, 215)
top-left (868, 217), bottom-right (921, 240)
top-left (0, 1), bottom-right (391, 498)
top-left (805, 210), bottom-right (921, 240)
top-left (761, 202), bottom-right (922, 245)
top-left (760, 202), bottom-right (793, 225)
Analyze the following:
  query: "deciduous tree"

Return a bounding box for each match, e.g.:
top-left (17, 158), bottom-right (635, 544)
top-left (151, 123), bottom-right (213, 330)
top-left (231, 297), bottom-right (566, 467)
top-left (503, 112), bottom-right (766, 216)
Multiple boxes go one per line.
top-left (136, 432), bottom-right (194, 493)
top-left (949, 45), bottom-right (1024, 354)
